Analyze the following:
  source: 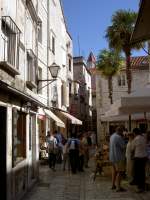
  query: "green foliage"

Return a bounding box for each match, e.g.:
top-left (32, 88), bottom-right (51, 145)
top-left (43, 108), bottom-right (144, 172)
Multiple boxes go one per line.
top-left (97, 48), bottom-right (123, 104)
top-left (96, 49), bottom-right (122, 77)
top-left (105, 9), bottom-right (141, 94)
top-left (105, 9), bottom-right (140, 53)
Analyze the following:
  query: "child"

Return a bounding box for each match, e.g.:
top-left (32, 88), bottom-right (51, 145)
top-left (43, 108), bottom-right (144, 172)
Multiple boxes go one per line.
top-left (93, 146), bottom-right (104, 181)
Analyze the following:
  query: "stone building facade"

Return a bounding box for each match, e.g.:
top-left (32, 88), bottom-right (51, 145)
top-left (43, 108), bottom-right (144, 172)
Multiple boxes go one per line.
top-left (72, 56), bottom-right (92, 133)
top-left (0, 0), bottom-right (74, 199)
top-left (87, 52), bottom-right (97, 137)
top-left (96, 56), bottom-right (150, 142)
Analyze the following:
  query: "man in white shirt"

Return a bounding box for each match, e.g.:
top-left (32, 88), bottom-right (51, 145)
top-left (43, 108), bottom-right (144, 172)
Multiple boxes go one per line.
top-left (132, 128), bottom-right (147, 193)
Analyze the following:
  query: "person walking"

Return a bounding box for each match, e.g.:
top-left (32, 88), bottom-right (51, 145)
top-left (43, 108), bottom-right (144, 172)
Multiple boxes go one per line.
top-left (67, 133), bottom-right (79, 174)
top-left (46, 131), bottom-right (58, 171)
top-left (54, 130), bottom-right (63, 164)
top-left (109, 126), bottom-right (126, 192)
top-left (82, 133), bottom-right (90, 168)
top-left (62, 139), bottom-right (70, 171)
top-left (125, 132), bottom-right (134, 182)
top-left (131, 128), bottom-right (147, 193)
top-left (90, 132), bottom-right (97, 147)
top-left (78, 134), bottom-right (85, 172)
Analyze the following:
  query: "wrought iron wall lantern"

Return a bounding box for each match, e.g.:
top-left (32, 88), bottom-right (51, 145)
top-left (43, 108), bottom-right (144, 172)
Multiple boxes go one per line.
top-left (37, 62), bottom-right (60, 91)
top-left (20, 102), bottom-right (32, 113)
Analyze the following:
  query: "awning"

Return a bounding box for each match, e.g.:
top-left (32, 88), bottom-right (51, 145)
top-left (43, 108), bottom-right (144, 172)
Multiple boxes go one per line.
top-left (0, 80), bottom-right (45, 107)
top-left (131, 0), bottom-right (150, 44)
top-left (60, 111), bottom-right (82, 125)
top-left (102, 86), bottom-right (150, 119)
top-left (101, 113), bottom-right (150, 122)
top-left (44, 109), bottom-right (65, 128)
top-left (38, 108), bottom-right (65, 128)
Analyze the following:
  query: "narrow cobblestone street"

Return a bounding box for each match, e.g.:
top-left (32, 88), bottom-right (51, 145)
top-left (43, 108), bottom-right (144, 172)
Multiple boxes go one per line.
top-left (22, 160), bottom-right (150, 200)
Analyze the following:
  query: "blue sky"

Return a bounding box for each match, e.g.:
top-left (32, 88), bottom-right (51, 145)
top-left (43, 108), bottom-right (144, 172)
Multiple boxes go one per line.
top-left (62, 0), bottom-right (145, 59)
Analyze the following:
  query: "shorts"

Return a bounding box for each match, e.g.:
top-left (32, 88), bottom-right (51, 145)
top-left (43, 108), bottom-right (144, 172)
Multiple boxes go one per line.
top-left (113, 160), bottom-right (125, 172)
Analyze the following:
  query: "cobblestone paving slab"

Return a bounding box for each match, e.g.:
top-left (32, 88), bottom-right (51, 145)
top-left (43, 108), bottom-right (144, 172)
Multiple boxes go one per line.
top-left (22, 163), bottom-right (150, 200)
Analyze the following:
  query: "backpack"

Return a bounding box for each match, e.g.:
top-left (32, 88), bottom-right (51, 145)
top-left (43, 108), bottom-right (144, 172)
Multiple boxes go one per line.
top-left (62, 137), bottom-right (67, 145)
top-left (69, 139), bottom-right (78, 150)
top-left (48, 139), bottom-right (55, 153)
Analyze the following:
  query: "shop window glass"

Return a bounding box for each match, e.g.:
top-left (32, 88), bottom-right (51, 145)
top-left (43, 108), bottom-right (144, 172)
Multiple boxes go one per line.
top-left (12, 108), bottom-right (26, 167)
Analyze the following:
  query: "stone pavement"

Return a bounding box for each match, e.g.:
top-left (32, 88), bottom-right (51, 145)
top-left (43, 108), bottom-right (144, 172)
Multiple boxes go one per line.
top-left (22, 160), bottom-right (150, 200)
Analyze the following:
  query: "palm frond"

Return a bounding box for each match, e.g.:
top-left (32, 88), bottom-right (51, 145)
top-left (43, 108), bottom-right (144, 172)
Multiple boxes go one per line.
top-left (96, 49), bottom-right (123, 77)
top-left (105, 9), bottom-right (140, 52)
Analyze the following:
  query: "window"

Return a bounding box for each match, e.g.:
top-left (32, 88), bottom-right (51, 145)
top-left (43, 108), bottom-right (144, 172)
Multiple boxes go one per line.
top-left (51, 84), bottom-right (58, 107)
top-left (38, 67), bottom-right (42, 94)
top-left (38, 23), bottom-right (42, 44)
top-left (1, 16), bottom-right (20, 72)
top-left (61, 83), bottom-right (65, 106)
top-left (61, 82), bottom-right (67, 106)
top-left (74, 82), bottom-right (79, 95)
top-left (118, 74), bottom-right (126, 86)
top-left (69, 58), bottom-right (72, 71)
top-left (27, 49), bottom-right (37, 88)
top-left (69, 82), bottom-right (72, 95)
top-left (12, 108), bottom-right (26, 167)
top-left (52, 36), bottom-right (55, 54)
top-left (29, 114), bottom-right (36, 179)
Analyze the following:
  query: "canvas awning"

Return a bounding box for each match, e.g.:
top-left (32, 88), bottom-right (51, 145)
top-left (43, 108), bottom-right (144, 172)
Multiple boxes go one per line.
top-left (0, 80), bottom-right (45, 107)
top-left (60, 111), bottom-right (82, 125)
top-left (103, 86), bottom-right (150, 118)
top-left (102, 86), bottom-right (150, 132)
top-left (38, 108), bottom-right (65, 128)
top-left (101, 113), bottom-right (150, 122)
top-left (44, 109), bottom-right (65, 128)
top-left (119, 87), bottom-right (150, 114)
top-left (131, 0), bottom-right (150, 44)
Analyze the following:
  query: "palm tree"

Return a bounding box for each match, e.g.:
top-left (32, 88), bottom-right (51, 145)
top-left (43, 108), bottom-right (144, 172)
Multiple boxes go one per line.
top-left (97, 49), bottom-right (122, 104)
top-left (106, 9), bottom-right (140, 94)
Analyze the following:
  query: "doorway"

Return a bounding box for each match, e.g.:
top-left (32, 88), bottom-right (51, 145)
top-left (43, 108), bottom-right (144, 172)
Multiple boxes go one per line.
top-left (0, 106), bottom-right (7, 199)
top-left (139, 123), bottom-right (147, 133)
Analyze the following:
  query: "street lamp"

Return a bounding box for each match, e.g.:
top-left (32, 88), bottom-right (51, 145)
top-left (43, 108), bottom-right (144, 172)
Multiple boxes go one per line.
top-left (37, 62), bottom-right (60, 91)
top-left (49, 62), bottom-right (60, 78)
top-left (20, 101), bottom-right (32, 113)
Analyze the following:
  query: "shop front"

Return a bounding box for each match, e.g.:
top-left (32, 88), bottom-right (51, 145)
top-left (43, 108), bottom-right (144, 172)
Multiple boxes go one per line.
top-left (0, 81), bottom-right (44, 200)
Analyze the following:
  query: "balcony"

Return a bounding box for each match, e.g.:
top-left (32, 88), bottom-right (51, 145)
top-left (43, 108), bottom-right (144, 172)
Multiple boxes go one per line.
top-left (0, 16), bottom-right (21, 76)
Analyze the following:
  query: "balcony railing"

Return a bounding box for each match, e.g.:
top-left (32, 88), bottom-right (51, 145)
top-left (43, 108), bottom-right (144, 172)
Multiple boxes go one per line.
top-left (0, 16), bottom-right (21, 75)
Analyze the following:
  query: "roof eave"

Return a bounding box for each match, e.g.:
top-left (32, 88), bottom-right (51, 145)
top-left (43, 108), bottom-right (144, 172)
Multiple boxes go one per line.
top-left (130, 0), bottom-right (150, 44)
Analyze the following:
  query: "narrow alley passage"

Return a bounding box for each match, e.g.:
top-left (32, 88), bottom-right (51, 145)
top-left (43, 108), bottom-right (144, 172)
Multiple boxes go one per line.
top-left (22, 161), bottom-right (150, 200)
